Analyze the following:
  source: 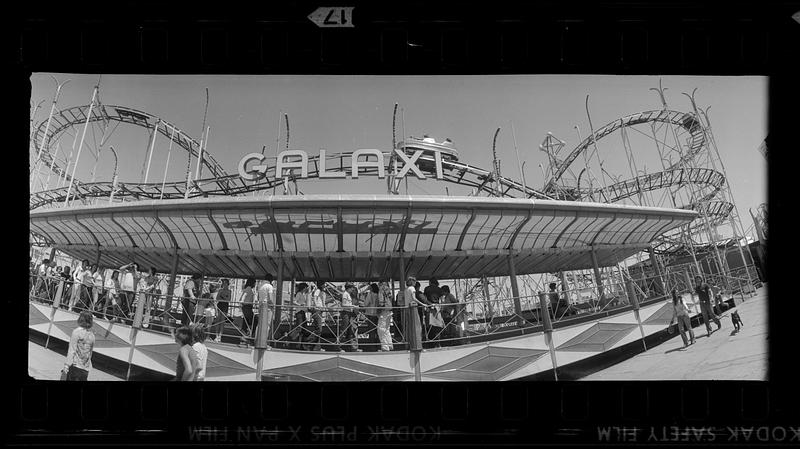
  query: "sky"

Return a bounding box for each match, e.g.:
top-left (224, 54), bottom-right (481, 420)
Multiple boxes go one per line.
top-left (29, 74), bottom-right (767, 238)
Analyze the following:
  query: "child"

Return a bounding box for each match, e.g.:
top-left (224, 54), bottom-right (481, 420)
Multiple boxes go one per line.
top-left (731, 310), bottom-right (744, 331)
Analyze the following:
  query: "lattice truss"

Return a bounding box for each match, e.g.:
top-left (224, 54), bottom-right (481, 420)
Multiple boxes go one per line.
top-left (538, 85), bottom-right (752, 257)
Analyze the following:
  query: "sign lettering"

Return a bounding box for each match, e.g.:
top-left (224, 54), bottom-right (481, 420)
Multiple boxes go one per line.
top-left (237, 149), bottom-right (442, 182)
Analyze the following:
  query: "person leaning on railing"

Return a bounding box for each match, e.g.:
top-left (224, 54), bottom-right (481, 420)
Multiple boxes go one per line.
top-left (212, 279), bottom-right (231, 343)
top-left (440, 285), bottom-right (462, 340)
top-left (308, 282), bottom-right (326, 352)
top-left (376, 281), bottom-right (394, 351)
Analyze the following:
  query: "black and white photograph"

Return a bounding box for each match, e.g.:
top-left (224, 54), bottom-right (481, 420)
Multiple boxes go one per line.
top-left (27, 74), bottom-right (767, 382)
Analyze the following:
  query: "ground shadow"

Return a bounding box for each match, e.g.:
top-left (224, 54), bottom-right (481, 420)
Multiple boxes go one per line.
top-left (665, 346), bottom-right (687, 354)
top-left (729, 329), bottom-right (740, 336)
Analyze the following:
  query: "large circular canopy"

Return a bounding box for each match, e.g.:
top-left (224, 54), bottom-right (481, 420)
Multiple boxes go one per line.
top-left (30, 195), bottom-right (696, 281)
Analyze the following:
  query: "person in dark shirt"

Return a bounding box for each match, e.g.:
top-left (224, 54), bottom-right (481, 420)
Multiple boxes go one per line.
top-left (423, 279), bottom-right (443, 340)
top-left (694, 275), bottom-right (722, 337)
top-left (548, 282), bottom-right (564, 320)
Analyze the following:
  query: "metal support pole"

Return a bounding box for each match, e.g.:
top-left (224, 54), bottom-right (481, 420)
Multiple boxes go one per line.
top-left (590, 247), bottom-right (606, 307)
top-left (31, 78), bottom-right (68, 190)
top-left (143, 120), bottom-right (160, 184)
top-left (647, 246), bottom-right (665, 296)
top-left (63, 85), bottom-right (99, 206)
top-left (165, 251), bottom-right (180, 316)
top-left (481, 275), bottom-right (493, 323)
top-left (538, 292), bottom-right (558, 381)
top-left (161, 126), bottom-right (176, 200)
top-left (626, 279), bottom-right (647, 350)
top-left (272, 256), bottom-right (284, 341)
top-left (507, 251), bottom-right (523, 326)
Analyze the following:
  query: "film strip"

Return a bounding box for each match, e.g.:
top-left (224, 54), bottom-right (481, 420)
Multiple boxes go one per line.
top-left (12, 1), bottom-right (799, 446)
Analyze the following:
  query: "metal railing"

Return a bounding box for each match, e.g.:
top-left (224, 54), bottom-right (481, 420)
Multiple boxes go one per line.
top-left (29, 268), bottom-right (762, 352)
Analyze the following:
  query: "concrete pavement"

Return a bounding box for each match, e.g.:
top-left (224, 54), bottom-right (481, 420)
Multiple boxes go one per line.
top-left (582, 285), bottom-right (767, 380)
top-left (28, 341), bottom-right (123, 381)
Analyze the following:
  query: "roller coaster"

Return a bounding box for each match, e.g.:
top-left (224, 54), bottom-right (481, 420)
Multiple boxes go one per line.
top-left (28, 78), bottom-right (759, 295)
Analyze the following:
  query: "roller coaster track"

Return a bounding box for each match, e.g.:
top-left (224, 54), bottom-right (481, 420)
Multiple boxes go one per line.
top-left (31, 104), bottom-right (231, 191)
top-left (545, 109), bottom-right (706, 193)
top-left (29, 152), bottom-right (553, 210)
top-left (591, 167), bottom-right (725, 204)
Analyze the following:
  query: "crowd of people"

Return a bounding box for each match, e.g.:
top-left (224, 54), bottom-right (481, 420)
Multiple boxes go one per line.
top-left (30, 257), bottom-right (471, 353)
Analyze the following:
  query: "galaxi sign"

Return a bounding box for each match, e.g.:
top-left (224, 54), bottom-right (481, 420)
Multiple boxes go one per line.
top-left (237, 149), bottom-right (445, 182)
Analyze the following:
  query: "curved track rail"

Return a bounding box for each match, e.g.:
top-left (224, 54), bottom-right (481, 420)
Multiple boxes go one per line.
top-left (31, 104), bottom-right (230, 189)
top-left (29, 152), bottom-right (554, 210)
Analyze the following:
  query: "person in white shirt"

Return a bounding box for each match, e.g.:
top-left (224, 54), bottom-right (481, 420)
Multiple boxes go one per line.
top-left (63, 311), bottom-right (96, 381)
top-left (404, 277), bottom-right (429, 349)
top-left (181, 274), bottom-right (200, 325)
top-left (669, 289), bottom-right (696, 347)
top-left (256, 273), bottom-right (275, 346)
top-left (190, 323), bottom-right (209, 381)
top-left (69, 260), bottom-right (86, 311)
top-left (91, 265), bottom-right (104, 313)
top-left (377, 282), bottom-right (394, 351)
top-left (308, 282), bottom-right (327, 351)
top-left (102, 271), bottom-right (119, 320)
top-left (118, 262), bottom-right (140, 321)
top-left (338, 283), bottom-right (361, 352)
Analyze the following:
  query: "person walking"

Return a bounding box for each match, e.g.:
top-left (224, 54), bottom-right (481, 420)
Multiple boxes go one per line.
top-left (668, 289), bottom-right (695, 347)
top-left (190, 324), bottom-right (209, 381)
top-left (376, 281), bottom-right (394, 351)
top-left (173, 325), bottom-right (198, 381)
top-left (694, 275), bottom-right (722, 337)
top-left (62, 311), bottom-right (96, 381)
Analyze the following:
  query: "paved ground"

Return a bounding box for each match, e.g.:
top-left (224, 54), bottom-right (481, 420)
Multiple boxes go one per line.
top-left (28, 341), bottom-right (123, 381)
top-left (583, 285), bottom-right (768, 380)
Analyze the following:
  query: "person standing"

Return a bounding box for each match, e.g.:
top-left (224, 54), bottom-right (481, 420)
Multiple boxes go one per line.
top-left (668, 289), bottom-right (696, 347)
top-left (91, 265), bottom-right (104, 315)
top-left (440, 285), bottom-right (462, 341)
top-left (363, 283), bottom-right (380, 349)
top-left (376, 281), bottom-right (394, 351)
top-left (338, 283), bottom-right (361, 352)
top-left (139, 267), bottom-right (159, 328)
top-left (118, 262), bottom-right (141, 322)
top-left (173, 325), bottom-right (198, 381)
top-left (423, 279), bottom-right (442, 341)
top-left (213, 279), bottom-right (231, 342)
top-left (404, 277), bottom-right (428, 349)
top-left (62, 311), bottom-right (96, 381)
top-left (180, 274), bottom-right (200, 326)
top-left (190, 324), bottom-right (209, 381)
top-left (414, 281), bottom-right (432, 341)
top-left (256, 273), bottom-right (276, 347)
top-left (239, 277), bottom-right (256, 345)
top-left (308, 282), bottom-right (327, 351)
top-left (77, 260), bottom-right (94, 311)
top-left (69, 260), bottom-right (86, 311)
top-left (694, 275), bottom-right (722, 337)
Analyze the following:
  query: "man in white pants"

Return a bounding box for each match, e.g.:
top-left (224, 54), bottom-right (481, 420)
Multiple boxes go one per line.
top-left (256, 273), bottom-right (275, 348)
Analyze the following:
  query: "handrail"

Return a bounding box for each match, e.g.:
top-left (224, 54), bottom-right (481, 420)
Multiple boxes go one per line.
top-left (28, 267), bottom-right (761, 351)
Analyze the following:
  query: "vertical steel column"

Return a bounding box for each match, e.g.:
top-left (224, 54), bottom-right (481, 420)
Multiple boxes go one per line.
top-left (647, 246), bottom-right (665, 296)
top-left (590, 247), bottom-right (606, 307)
top-left (558, 271), bottom-right (570, 308)
top-left (538, 292), bottom-right (558, 381)
top-left (272, 257), bottom-right (284, 342)
top-left (64, 85), bottom-right (99, 206)
top-left (481, 276), bottom-right (493, 324)
top-left (626, 279), bottom-right (647, 351)
top-left (507, 251), bottom-right (523, 326)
